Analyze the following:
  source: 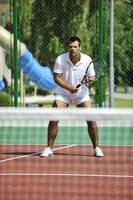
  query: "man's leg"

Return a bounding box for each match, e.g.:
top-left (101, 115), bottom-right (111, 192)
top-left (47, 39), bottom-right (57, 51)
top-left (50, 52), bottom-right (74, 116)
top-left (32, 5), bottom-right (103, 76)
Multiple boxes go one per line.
top-left (77, 100), bottom-right (104, 156)
top-left (40, 100), bottom-right (68, 157)
top-left (47, 101), bottom-right (59, 149)
top-left (87, 121), bottom-right (98, 149)
top-left (77, 100), bottom-right (98, 148)
top-left (47, 121), bottom-right (58, 149)
top-left (48, 100), bottom-right (68, 148)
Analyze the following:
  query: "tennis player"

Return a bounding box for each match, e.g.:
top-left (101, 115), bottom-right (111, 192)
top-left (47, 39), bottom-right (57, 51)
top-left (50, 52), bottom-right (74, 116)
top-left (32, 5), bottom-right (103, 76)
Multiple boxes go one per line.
top-left (41, 36), bottom-right (104, 157)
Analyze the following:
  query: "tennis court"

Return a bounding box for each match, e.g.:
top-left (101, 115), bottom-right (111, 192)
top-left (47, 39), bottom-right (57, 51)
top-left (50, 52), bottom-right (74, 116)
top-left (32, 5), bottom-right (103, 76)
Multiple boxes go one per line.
top-left (0, 110), bottom-right (133, 200)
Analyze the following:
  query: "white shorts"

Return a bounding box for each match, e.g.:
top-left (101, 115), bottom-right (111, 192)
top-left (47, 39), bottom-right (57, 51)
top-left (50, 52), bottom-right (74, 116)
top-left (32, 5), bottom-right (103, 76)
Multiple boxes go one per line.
top-left (55, 93), bottom-right (91, 106)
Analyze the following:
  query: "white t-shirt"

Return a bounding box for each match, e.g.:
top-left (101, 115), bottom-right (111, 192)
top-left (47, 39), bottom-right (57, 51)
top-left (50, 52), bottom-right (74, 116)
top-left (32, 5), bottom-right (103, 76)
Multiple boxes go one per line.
top-left (54, 52), bottom-right (95, 97)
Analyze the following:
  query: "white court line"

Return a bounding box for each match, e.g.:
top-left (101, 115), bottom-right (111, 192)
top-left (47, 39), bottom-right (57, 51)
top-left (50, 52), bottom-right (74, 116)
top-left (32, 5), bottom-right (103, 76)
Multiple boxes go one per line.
top-left (0, 144), bottom-right (133, 163)
top-left (0, 144), bottom-right (77, 163)
top-left (0, 173), bottom-right (132, 178)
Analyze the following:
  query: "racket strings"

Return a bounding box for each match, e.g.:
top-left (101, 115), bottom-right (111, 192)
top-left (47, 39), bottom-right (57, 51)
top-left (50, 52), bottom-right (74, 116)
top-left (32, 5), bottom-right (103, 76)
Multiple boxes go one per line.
top-left (76, 59), bottom-right (106, 88)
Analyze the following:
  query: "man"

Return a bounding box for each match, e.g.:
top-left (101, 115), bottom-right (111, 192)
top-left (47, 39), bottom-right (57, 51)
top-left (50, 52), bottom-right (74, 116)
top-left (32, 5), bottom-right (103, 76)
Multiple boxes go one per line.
top-left (41, 36), bottom-right (104, 157)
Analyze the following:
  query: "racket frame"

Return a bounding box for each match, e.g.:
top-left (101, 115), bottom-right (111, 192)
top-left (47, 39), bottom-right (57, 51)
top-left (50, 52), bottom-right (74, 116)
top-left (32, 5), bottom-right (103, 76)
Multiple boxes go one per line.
top-left (76, 59), bottom-right (106, 88)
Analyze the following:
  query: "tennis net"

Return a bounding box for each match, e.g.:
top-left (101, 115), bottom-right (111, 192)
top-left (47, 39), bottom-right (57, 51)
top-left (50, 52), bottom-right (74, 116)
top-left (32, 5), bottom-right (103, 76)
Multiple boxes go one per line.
top-left (0, 108), bottom-right (133, 200)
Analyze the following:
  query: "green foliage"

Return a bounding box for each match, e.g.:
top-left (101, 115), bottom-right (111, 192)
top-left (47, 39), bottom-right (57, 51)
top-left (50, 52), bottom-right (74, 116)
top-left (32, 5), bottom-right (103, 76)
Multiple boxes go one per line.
top-left (114, 0), bottom-right (133, 86)
top-left (24, 84), bottom-right (35, 95)
top-left (0, 92), bottom-right (11, 107)
top-left (20, 0), bottom-right (92, 65)
top-left (19, 0), bottom-right (34, 41)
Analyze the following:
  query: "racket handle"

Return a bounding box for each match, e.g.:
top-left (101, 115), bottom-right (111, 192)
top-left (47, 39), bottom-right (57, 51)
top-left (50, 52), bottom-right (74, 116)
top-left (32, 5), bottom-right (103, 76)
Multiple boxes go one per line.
top-left (76, 83), bottom-right (81, 88)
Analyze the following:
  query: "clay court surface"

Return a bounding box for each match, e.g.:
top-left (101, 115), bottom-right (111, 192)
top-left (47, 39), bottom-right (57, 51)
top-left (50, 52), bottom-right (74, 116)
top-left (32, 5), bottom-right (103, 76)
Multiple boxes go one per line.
top-left (0, 144), bottom-right (133, 200)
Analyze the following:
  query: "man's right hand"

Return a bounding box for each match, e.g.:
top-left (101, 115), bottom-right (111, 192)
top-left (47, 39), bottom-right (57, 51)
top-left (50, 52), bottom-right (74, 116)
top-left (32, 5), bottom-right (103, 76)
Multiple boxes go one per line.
top-left (68, 85), bottom-right (79, 93)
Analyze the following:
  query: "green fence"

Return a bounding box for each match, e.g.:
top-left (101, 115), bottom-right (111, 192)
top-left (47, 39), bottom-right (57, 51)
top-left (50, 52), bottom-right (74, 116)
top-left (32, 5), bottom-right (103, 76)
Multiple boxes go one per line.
top-left (0, 0), bottom-right (133, 107)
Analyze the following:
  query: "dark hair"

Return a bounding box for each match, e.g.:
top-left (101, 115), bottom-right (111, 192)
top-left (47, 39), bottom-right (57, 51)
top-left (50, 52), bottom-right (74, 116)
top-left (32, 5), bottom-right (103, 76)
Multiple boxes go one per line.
top-left (67, 36), bottom-right (81, 46)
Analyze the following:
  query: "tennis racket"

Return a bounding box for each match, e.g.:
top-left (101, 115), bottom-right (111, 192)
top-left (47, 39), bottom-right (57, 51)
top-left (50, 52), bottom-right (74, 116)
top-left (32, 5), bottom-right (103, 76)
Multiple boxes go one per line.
top-left (76, 58), bottom-right (105, 88)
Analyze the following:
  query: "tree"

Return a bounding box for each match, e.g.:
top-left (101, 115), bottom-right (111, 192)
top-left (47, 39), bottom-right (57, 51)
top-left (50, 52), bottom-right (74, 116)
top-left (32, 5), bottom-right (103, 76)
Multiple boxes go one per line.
top-left (114, 0), bottom-right (133, 86)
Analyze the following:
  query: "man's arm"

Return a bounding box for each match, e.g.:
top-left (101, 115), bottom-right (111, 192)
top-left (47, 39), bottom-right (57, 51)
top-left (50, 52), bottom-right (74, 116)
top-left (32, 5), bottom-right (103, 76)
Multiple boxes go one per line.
top-left (54, 73), bottom-right (78, 93)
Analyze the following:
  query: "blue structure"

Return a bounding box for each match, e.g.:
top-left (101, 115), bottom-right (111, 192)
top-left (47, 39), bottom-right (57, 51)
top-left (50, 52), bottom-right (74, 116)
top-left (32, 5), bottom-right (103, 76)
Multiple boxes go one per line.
top-left (19, 48), bottom-right (57, 90)
top-left (0, 80), bottom-right (5, 91)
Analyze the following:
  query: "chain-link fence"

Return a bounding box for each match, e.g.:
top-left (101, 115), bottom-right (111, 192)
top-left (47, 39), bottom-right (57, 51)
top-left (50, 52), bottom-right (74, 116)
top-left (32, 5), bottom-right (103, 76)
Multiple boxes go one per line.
top-left (0, 0), bottom-right (133, 107)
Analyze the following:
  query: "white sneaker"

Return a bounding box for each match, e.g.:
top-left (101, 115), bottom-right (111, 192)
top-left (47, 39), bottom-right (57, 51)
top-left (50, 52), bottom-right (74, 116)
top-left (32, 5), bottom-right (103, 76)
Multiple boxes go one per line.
top-left (40, 147), bottom-right (53, 157)
top-left (94, 147), bottom-right (104, 157)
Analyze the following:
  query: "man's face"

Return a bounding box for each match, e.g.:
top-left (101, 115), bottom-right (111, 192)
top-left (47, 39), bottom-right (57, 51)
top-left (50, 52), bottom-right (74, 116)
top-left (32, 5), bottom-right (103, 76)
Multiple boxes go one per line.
top-left (68, 41), bottom-right (81, 57)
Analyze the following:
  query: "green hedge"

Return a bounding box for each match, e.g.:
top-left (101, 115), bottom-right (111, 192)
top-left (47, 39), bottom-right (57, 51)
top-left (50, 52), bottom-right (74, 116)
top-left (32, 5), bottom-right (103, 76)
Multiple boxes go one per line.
top-left (0, 92), bottom-right (11, 107)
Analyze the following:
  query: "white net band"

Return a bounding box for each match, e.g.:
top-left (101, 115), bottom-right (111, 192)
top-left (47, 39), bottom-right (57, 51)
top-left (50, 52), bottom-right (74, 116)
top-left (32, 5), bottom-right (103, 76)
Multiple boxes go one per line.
top-left (0, 108), bottom-right (133, 121)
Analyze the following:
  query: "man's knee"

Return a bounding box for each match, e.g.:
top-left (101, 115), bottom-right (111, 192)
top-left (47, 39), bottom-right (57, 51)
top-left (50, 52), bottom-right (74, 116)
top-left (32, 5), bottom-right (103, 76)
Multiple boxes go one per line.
top-left (87, 121), bottom-right (97, 128)
top-left (49, 121), bottom-right (59, 128)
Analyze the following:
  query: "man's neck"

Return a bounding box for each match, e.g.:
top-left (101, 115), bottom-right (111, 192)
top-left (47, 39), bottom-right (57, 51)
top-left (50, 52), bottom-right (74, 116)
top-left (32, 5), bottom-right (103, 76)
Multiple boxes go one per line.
top-left (70, 53), bottom-right (80, 65)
